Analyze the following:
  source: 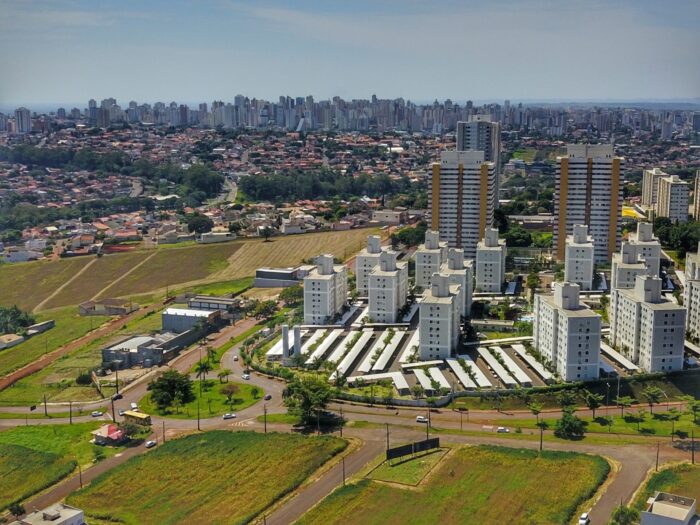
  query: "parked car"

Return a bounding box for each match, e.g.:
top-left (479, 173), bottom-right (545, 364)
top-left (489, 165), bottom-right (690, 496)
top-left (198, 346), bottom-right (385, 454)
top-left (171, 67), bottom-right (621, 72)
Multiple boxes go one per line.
top-left (118, 409), bottom-right (126, 416)
top-left (130, 402), bottom-right (138, 410)
top-left (415, 415), bottom-right (428, 423)
top-left (91, 411), bottom-right (103, 417)
top-left (578, 513), bottom-right (590, 525)
top-left (223, 413), bottom-right (236, 420)
top-left (497, 426), bottom-right (510, 433)
top-left (145, 440), bottom-right (157, 449)
top-left (264, 394), bottom-right (272, 401)
top-left (233, 355), bottom-right (239, 361)
top-left (111, 393), bottom-right (123, 401)
top-left (242, 374), bottom-right (250, 380)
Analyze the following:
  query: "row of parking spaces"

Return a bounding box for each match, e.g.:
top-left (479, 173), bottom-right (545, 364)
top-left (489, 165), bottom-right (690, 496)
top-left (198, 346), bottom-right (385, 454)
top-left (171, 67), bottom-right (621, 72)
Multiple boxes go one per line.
top-left (346, 372), bottom-right (410, 396)
top-left (329, 329), bottom-right (374, 381)
top-left (305, 329), bottom-right (343, 366)
top-left (600, 341), bottom-right (640, 372)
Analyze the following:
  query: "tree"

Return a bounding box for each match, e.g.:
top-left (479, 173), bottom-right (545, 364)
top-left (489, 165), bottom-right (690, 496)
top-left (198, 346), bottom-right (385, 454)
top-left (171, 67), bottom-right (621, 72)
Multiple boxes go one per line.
top-left (642, 386), bottom-right (664, 414)
top-left (609, 505), bottom-right (639, 525)
top-left (526, 271), bottom-right (541, 302)
top-left (0, 305), bottom-right (36, 334)
top-left (117, 422), bottom-right (140, 438)
top-left (582, 390), bottom-right (604, 419)
top-left (681, 395), bottom-right (700, 423)
top-left (149, 370), bottom-right (195, 410)
top-left (251, 386), bottom-right (261, 399)
top-left (554, 408), bottom-right (585, 439)
top-left (629, 408), bottom-right (647, 432)
top-left (411, 384), bottom-right (425, 399)
top-left (217, 370), bottom-right (228, 383)
top-left (220, 383), bottom-right (240, 409)
top-left (253, 300), bottom-right (277, 320)
top-left (9, 502), bottom-right (25, 517)
top-left (557, 389), bottom-right (578, 410)
top-left (186, 213), bottom-right (214, 234)
top-left (260, 226), bottom-right (273, 241)
top-left (205, 345), bottom-right (217, 363)
top-left (527, 401), bottom-right (544, 423)
top-left (219, 368), bottom-right (232, 383)
top-left (195, 359), bottom-right (213, 390)
top-left (283, 375), bottom-right (333, 425)
top-left (615, 396), bottom-right (633, 417)
top-left (279, 285), bottom-right (303, 306)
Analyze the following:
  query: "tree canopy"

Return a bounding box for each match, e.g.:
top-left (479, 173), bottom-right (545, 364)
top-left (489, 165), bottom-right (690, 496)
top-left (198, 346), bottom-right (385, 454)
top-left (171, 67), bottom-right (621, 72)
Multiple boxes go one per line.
top-left (0, 306), bottom-right (35, 335)
top-left (148, 370), bottom-right (195, 410)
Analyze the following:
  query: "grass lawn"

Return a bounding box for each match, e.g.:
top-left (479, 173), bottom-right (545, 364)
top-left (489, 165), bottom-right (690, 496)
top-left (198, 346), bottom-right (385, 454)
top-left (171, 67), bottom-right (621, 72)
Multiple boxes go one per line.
top-left (298, 445), bottom-right (609, 525)
top-left (67, 430), bottom-right (347, 525)
top-left (368, 448), bottom-right (447, 485)
top-left (0, 306), bottom-right (110, 378)
top-left (632, 464), bottom-right (700, 512)
top-left (255, 413), bottom-right (301, 425)
top-left (185, 276), bottom-right (253, 296)
top-left (493, 410), bottom-right (700, 438)
top-left (0, 309), bottom-right (164, 406)
top-left (0, 257), bottom-right (90, 311)
top-left (0, 422), bottom-right (122, 511)
top-left (511, 148), bottom-right (537, 163)
top-left (140, 379), bottom-right (262, 419)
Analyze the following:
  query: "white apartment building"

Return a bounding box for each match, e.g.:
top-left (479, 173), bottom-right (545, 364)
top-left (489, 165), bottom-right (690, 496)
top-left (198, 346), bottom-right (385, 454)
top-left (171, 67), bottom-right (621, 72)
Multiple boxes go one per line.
top-left (553, 144), bottom-right (624, 263)
top-left (440, 248), bottom-right (473, 318)
top-left (355, 235), bottom-right (384, 296)
top-left (610, 275), bottom-right (685, 373)
top-left (475, 228), bottom-right (506, 293)
top-left (685, 243), bottom-right (700, 343)
top-left (303, 254), bottom-right (348, 325)
top-left (628, 222), bottom-right (661, 278)
top-left (418, 274), bottom-right (461, 360)
top-left (456, 116), bottom-right (501, 202)
top-left (656, 175), bottom-right (689, 223)
top-left (368, 250), bottom-right (409, 324)
top-left (415, 230), bottom-right (448, 289)
top-left (564, 224), bottom-right (595, 290)
top-left (642, 167), bottom-right (668, 208)
top-left (694, 171), bottom-right (700, 221)
top-left (611, 242), bottom-right (649, 290)
top-left (428, 150), bottom-right (497, 258)
top-left (533, 282), bottom-right (601, 382)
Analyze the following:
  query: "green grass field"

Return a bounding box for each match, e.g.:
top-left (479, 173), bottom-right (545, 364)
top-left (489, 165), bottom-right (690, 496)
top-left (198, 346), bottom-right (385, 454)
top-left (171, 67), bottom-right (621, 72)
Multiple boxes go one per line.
top-left (140, 379), bottom-right (262, 419)
top-left (0, 306), bottom-right (110, 378)
top-left (299, 445), bottom-right (609, 525)
top-left (368, 449), bottom-right (447, 485)
top-left (0, 257), bottom-right (90, 311)
top-left (67, 431), bottom-right (346, 525)
top-left (0, 309), bottom-right (164, 406)
top-left (0, 422), bottom-right (114, 511)
top-left (632, 464), bottom-right (700, 512)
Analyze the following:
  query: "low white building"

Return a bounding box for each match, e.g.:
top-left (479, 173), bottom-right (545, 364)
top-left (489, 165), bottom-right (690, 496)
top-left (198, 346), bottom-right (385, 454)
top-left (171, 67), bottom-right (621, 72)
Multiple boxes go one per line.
top-left (440, 248), bottom-right (473, 318)
top-left (475, 228), bottom-right (506, 293)
top-left (12, 503), bottom-right (85, 525)
top-left (685, 243), bottom-right (700, 343)
top-left (414, 230), bottom-right (447, 289)
top-left (564, 224), bottom-right (594, 290)
top-left (641, 492), bottom-right (697, 525)
top-left (303, 254), bottom-right (348, 325)
top-left (368, 250), bottom-right (408, 323)
top-left (610, 275), bottom-right (686, 373)
top-left (418, 273), bottom-right (461, 360)
top-left (355, 235), bottom-right (384, 296)
top-left (533, 282), bottom-right (601, 382)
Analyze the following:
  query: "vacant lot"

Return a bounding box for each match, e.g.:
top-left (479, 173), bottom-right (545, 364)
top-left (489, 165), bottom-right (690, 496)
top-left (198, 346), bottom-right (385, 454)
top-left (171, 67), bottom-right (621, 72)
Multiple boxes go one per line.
top-left (368, 449), bottom-right (447, 485)
top-left (0, 422), bottom-right (107, 511)
top-left (0, 257), bottom-right (90, 311)
top-left (0, 309), bottom-right (163, 405)
top-left (68, 431), bottom-right (346, 525)
top-left (298, 445), bottom-right (609, 525)
top-left (633, 464), bottom-right (700, 512)
top-left (43, 251), bottom-right (151, 309)
top-left (0, 306), bottom-right (110, 379)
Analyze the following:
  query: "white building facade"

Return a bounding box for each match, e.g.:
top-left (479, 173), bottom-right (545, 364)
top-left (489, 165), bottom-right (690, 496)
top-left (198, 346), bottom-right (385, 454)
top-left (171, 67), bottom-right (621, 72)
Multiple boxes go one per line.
top-left (475, 228), bottom-right (506, 293)
top-left (415, 230), bottom-right (447, 289)
top-left (368, 250), bottom-right (408, 323)
top-left (303, 254), bottom-right (348, 325)
top-left (418, 274), bottom-right (461, 360)
top-left (355, 235), bottom-right (384, 296)
top-left (440, 248), bottom-right (473, 318)
top-left (564, 224), bottom-right (595, 290)
top-left (685, 243), bottom-right (700, 344)
top-left (656, 175), bottom-right (689, 223)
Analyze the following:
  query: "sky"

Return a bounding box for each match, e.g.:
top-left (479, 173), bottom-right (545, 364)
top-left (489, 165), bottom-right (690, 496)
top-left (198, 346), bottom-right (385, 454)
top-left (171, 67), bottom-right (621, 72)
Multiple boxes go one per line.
top-left (1, 0), bottom-right (699, 109)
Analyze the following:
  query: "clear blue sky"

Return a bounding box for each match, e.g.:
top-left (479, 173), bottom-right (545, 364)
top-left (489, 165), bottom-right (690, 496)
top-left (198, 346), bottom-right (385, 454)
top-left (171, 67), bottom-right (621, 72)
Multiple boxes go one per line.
top-left (1, 0), bottom-right (699, 107)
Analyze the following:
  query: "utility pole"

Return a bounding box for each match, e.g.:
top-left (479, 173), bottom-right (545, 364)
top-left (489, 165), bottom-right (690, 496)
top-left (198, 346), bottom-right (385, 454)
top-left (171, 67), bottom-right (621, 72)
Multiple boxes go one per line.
top-left (78, 463), bottom-right (83, 489)
top-left (426, 409), bottom-right (430, 440)
top-left (197, 400), bottom-right (201, 431)
top-left (340, 406), bottom-right (343, 437)
top-left (342, 456), bottom-right (346, 486)
top-left (656, 442), bottom-right (660, 472)
top-left (264, 404), bottom-right (267, 434)
top-left (693, 431), bottom-right (696, 465)
top-left (111, 397), bottom-right (116, 421)
top-left (539, 424), bottom-right (544, 452)
top-left (385, 423), bottom-right (389, 451)
top-left (69, 401), bottom-right (72, 424)
top-left (115, 367), bottom-right (119, 394)
top-left (43, 394), bottom-right (48, 416)
top-left (460, 411), bottom-right (463, 431)
top-left (162, 421), bottom-right (166, 443)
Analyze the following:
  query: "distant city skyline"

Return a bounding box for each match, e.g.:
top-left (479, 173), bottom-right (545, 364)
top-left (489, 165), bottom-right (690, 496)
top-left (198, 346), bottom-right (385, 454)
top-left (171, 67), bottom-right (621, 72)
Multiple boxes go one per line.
top-left (1, 0), bottom-right (699, 106)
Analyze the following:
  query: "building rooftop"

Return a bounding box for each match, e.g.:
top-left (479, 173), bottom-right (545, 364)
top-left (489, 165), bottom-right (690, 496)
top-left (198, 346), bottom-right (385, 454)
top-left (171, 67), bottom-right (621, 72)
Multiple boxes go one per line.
top-left (163, 307), bottom-right (216, 317)
top-left (15, 503), bottom-right (84, 525)
top-left (645, 492), bottom-right (696, 522)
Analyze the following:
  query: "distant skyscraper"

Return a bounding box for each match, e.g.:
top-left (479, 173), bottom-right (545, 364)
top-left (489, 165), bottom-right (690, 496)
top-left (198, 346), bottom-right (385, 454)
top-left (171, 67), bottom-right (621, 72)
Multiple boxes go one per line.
top-left (14, 107), bottom-right (31, 134)
top-left (553, 144), bottom-right (624, 263)
top-left (429, 150), bottom-right (497, 258)
top-left (456, 116), bottom-right (501, 203)
top-left (642, 168), bottom-right (667, 208)
top-left (656, 175), bottom-right (689, 223)
top-left (694, 171), bottom-right (700, 221)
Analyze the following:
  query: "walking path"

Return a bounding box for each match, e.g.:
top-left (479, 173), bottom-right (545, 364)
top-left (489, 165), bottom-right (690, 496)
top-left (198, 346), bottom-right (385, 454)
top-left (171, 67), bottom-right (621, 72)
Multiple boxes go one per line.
top-left (33, 258), bottom-right (98, 313)
top-left (90, 251), bottom-right (158, 300)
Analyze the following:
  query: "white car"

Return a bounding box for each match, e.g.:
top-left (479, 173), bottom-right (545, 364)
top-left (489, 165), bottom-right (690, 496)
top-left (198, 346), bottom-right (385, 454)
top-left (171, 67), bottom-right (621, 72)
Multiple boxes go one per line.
top-left (578, 513), bottom-right (590, 525)
top-left (91, 411), bottom-right (103, 417)
top-left (223, 413), bottom-right (236, 420)
top-left (497, 426), bottom-right (510, 433)
top-left (242, 373), bottom-right (250, 380)
top-left (415, 415), bottom-right (428, 423)
top-left (118, 409), bottom-right (126, 416)
top-left (233, 355), bottom-right (239, 361)
top-left (145, 440), bottom-right (157, 449)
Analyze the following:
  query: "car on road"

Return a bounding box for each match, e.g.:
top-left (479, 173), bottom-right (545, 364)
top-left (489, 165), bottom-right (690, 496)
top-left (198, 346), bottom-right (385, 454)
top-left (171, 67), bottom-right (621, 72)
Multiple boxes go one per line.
top-left (130, 402), bottom-right (138, 410)
top-left (578, 513), bottom-right (590, 525)
top-left (111, 393), bottom-right (123, 401)
top-left (242, 373), bottom-right (250, 380)
top-left (223, 413), bottom-right (236, 420)
top-left (264, 394), bottom-right (272, 401)
top-left (118, 409), bottom-right (126, 416)
top-left (91, 411), bottom-right (103, 417)
top-left (415, 415), bottom-right (428, 423)
top-left (145, 440), bottom-right (157, 449)
top-left (497, 426), bottom-right (510, 433)
top-left (233, 355), bottom-right (239, 361)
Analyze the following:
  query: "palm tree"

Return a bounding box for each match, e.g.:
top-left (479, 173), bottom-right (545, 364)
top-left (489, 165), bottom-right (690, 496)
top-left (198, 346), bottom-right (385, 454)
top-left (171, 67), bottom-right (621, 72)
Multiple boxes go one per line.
top-left (206, 345), bottom-right (217, 363)
top-left (221, 368), bottom-right (232, 383)
top-left (195, 359), bottom-right (212, 393)
top-left (217, 370), bottom-right (227, 383)
top-left (527, 402), bottom-right (544, 424)
top-left (642, 386), bottom-right (664, 415)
